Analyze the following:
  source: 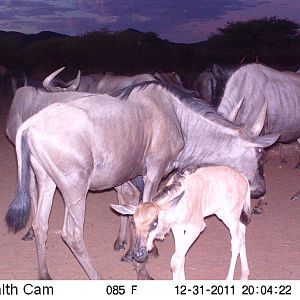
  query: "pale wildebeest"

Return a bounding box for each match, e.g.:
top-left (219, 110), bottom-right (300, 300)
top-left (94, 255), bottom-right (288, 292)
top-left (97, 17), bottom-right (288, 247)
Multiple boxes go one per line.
top-left (6, 81), bottom-right (278, 279)
top-left (6, 68), bottom-right (143, 245)
top-left (193, 64), bottom-right (235, 107)
top-left (112, 165), bottom-right (251, 280)
top-left (43, 68), bottom-right (104, 93)
top-left (44, 69), bottom-right (182, 94)
top-left (217, 63), bottom-right (300, 200)
top-left (6, 80), bottom-right (87, 144)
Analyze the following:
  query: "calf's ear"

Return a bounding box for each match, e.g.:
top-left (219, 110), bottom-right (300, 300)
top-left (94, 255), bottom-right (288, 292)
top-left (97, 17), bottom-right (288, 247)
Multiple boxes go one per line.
top-left (163, 191), bottom-right (185, 213)
top-left (111, 204), bottom-right (136, 215)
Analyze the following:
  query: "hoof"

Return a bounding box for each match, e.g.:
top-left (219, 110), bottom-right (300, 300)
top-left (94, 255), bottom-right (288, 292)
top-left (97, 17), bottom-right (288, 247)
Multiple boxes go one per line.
top-left (114, 240), bottom-right (126, 251)
top-left (133, 261), bottom-right (154, 280)
top-left (22, 229), bottom-right (35, 241)
top-left (137, 273), bottom-right (154, 280)
top-left (121, 253), bottom-right (133, 263)
top-left (290, 193), bottom-right (300, 201)
top-left (39, 273), bottom-right (52, 280)
top-left (251, 197), bottom-right (267, 214)
top-left (252, 207), bottom-right (264, 214)
top-left (148, 246), bottom-right (159, 259)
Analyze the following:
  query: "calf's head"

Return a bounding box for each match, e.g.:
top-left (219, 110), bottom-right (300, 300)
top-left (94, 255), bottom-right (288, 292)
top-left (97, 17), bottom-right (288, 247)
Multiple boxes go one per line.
top-left (111, 192), bottom-right (184, 262)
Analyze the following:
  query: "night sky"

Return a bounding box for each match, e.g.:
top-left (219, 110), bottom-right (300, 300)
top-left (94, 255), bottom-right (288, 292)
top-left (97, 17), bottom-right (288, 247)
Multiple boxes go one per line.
top-left (0, 0), bottom-right (299, 43)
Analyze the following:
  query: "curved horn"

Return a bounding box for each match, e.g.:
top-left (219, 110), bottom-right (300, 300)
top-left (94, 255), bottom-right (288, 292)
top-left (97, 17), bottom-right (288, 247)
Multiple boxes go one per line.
top-left (67, 70), bottom-right (81, 91)
top-left (239, 56), bottom-right (246, 65)
top-left (227, 97), bottom-right (244, 122)
top-left (249, 102), bottom-right (267, 137)
top-left (43, 67), bottom-right (65, 91)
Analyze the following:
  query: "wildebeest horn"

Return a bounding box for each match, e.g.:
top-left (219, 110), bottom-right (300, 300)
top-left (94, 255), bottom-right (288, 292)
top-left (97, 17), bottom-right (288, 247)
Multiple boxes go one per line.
top-left (227, 97), bottom-right (244, 122)
top-left (240, 56), bottom-right (246, 65)
top-left (249, 102), bottom-right (267, 137)
top-left (66, 70), bottom-right (81, 91)
top-left (43, 67), bottom-right (65, 91)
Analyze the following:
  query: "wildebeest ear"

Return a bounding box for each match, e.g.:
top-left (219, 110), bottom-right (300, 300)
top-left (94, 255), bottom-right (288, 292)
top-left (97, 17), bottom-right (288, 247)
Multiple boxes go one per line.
top-left (163, 191), bottom-right (185, 213)
top-left (111, 204), bottom-right (136, 215)
top-left (212, 64), bottom-right (224, 76)
top-left (247, 133), bottom-right (280, 148)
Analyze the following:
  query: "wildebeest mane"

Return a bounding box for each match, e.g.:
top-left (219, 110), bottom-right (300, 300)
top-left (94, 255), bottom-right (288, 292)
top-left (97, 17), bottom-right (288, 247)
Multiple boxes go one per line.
top-left (114, 80), bottom-right (240, 130)
top-left (111, 78), bottom-right (160, 99)
top-left (152, 163), bottom-right (217, 203)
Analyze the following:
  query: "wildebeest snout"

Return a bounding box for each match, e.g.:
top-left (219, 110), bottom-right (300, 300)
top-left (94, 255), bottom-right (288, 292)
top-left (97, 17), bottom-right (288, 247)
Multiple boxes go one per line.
top-left (133, 246), bottom-right (148, 262)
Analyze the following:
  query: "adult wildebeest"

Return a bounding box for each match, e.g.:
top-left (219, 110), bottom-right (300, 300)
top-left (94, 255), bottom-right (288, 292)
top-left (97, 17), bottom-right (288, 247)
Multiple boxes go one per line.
top-left (44, 69), bottom-right (182, 93)
top-left (42, 67), bottom-right (101, 93)
top-left (193, 64), bottom-right (235, 107)
top-left (112, 165), bottom-right (251, 280)
top-left (6, 80), bottom-right (278, 279)
top-left (218, 64), bottom-right (300, 170)
top-left (6, 82), bottom-right (89, 144)
top-left (6, 68), bottom-right (143, 245)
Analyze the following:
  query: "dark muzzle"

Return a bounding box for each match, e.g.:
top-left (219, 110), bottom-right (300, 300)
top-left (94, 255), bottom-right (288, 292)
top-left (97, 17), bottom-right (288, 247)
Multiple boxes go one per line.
top-left (133, 246), bottom-right (148, 263)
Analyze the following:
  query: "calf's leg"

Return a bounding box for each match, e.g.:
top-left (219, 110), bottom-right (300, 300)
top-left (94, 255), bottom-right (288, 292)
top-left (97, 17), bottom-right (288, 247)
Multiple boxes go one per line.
top-left (171, 223), bottom-right (204, 280)
top-left (221, 216), bottom-right (249, 280)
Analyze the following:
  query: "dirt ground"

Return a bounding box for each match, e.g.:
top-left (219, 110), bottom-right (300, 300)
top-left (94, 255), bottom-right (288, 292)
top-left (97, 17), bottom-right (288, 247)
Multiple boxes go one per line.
top-left (0, 94), bottom-right (299, 280)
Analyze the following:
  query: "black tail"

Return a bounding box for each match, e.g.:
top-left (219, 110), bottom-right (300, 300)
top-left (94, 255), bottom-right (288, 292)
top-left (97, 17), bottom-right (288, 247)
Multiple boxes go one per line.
top-left (5, 134), bottom-right (31, 233)
top-left (240, 203), bottom-right (251, 226)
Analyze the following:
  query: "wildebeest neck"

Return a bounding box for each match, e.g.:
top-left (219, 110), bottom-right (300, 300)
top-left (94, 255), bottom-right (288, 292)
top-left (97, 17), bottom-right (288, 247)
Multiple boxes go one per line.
top-left (173, 96), bottom-right (242, 168)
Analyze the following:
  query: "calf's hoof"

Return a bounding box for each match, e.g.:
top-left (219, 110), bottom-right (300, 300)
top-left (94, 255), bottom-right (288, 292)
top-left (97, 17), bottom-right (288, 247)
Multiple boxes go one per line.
top-left (133, 261), bottom-right (154, 280)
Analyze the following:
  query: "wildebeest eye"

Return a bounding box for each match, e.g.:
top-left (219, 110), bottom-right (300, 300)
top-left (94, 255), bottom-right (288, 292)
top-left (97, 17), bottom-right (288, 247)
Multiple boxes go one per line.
top-left (257, 148), bottom-right (267, 155)
top-left (149, 217), bottom-right (158, 231)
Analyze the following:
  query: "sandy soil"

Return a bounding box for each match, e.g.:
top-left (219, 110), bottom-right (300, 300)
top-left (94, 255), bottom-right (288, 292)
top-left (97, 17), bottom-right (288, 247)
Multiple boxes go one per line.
top-left (0, 95), bottom-right (299, 280)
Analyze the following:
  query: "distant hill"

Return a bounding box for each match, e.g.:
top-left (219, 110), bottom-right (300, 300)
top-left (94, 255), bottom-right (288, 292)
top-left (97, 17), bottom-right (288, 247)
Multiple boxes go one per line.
top-left (0, 30), bottom-right (69, 48)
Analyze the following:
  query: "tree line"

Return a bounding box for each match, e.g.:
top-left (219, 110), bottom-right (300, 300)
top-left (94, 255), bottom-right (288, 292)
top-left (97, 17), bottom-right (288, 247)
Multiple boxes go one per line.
top-left (0, 16), bottom-right (299, 80)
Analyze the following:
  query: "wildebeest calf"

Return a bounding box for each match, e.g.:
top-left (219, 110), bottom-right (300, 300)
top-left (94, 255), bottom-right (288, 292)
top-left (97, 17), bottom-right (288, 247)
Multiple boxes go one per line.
top-left (112, 165), bottom-right (251, 280)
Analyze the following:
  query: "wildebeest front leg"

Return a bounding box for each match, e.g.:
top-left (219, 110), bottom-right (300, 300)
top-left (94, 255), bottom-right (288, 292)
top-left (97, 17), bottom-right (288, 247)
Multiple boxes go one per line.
top-left (114, 181), bottom-right (140, 256)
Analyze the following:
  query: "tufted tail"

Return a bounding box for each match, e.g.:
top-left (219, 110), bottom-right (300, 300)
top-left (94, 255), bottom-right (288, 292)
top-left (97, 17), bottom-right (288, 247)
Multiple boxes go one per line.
top-left (5, 134), bottom-right (31, 232)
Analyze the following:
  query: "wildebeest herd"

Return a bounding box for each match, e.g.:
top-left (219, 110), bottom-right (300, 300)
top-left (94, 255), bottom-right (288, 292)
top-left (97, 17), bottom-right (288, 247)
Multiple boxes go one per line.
top-left (2, 63), bottom-right (300, 280)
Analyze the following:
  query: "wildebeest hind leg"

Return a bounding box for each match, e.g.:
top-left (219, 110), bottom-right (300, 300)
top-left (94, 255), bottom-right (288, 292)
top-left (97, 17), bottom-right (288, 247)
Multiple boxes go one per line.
top-left (61, 192), bottom-right (101, 279)
top-left (31, 167), bottom-right (56, 280)
top-left (294, 139), bottom-right (300, 168)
